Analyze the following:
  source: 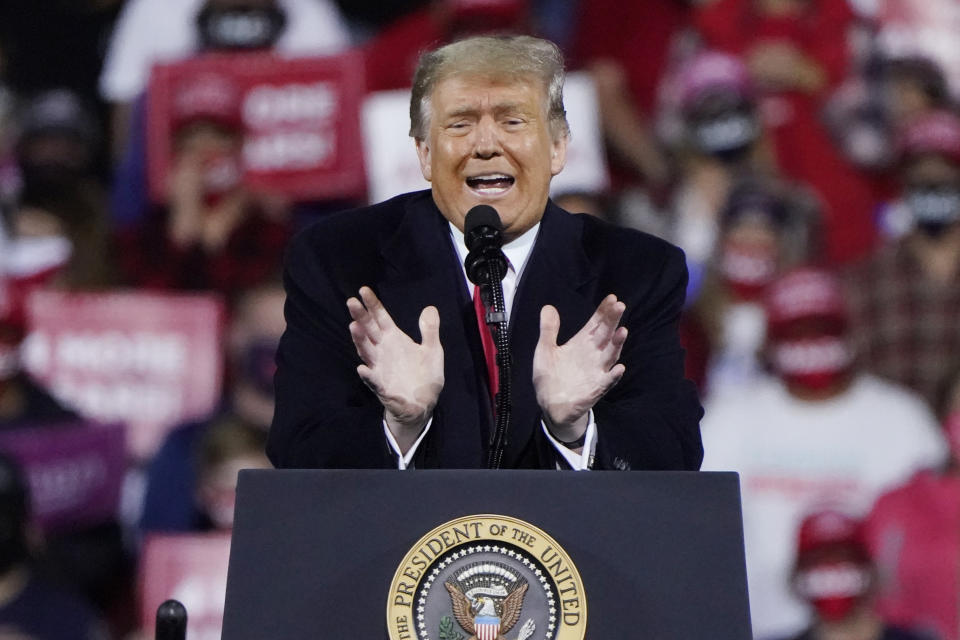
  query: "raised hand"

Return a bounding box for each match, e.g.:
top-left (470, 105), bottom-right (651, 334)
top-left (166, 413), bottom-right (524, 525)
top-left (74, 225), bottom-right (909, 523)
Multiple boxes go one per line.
top-left (346, 287), bottom-right (444, 452)
top-left (532, 294), bottom-right (628, 443)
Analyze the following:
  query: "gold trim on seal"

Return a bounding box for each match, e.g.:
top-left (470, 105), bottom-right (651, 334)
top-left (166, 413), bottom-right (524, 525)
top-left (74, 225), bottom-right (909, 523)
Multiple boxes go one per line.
top-left (387, 514), bottom-right (587, 640)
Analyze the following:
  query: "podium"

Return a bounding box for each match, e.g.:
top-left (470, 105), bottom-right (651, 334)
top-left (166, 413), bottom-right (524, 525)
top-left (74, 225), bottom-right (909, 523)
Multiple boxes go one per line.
top-left (222, 470), bottom-right (751, 639)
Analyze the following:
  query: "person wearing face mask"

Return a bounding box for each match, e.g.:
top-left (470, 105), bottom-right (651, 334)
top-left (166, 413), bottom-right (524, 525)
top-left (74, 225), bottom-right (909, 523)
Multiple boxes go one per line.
top-left (845, 109), bottom-right (960, 409)
top-left (776, 510), bottom-right (931, 640)
top-left (695, 0), bottom-right (884, 265)
top-left (13, 90), bottom-right (101, 202)
top-left (99, 0), bottom-right (350, 157)
top-left (0, 202), bottom-right (86, 429)
top-left (701, 267), bottom-right (947, 640)
top-left (116, 73), bottom-right (290, 299)
top-left (862, 367), bottom-right (960, 640)
top-left (140, 282), bottom-right (284, 534)
top-left (106, 0), bottom-right (351, 231)
top-left (632, 51), bottom-right (780, 306)
top-left (681, 179), bottom-right (819, 396)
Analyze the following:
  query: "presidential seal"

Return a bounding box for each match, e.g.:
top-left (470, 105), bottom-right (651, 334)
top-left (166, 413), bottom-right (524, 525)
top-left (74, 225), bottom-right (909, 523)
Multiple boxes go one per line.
top-left (387, 515), bottom-right (587, 640)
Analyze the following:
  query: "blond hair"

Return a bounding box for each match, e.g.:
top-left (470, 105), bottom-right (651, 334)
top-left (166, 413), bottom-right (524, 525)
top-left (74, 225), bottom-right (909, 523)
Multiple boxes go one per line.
top-left (409, 35), bottom-right (570, 141)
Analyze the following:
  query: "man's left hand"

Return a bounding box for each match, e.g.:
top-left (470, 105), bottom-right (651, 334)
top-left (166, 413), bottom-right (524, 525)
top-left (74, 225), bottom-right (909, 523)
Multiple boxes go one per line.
top-left (532, 294), bottom-right (627, 442)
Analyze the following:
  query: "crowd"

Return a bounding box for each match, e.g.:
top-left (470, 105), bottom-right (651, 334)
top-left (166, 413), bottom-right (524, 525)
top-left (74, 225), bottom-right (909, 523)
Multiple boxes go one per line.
top-left (0, 0), bottom-right (958, 638)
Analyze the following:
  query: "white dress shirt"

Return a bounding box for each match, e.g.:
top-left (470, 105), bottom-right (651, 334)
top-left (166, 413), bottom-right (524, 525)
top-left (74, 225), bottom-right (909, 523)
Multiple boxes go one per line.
top-left (383, 222), bottom-right (597, 470)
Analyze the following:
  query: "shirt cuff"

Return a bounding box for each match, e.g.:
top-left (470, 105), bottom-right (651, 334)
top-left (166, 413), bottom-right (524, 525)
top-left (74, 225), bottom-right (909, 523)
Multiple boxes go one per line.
top-left (384, 417), bottom-right (433, 470)
top-left (542, 412), bottom-right (597, 471)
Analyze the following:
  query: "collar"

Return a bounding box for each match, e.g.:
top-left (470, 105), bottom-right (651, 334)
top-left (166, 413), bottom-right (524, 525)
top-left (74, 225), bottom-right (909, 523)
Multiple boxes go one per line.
top-left (448, 221), bottom-right (540, 281)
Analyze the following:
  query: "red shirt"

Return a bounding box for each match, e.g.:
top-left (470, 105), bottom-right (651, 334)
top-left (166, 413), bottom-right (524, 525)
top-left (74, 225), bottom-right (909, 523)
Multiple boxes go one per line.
top-left (865, 469), bottom-right (960, 640)
top-left (573, 0), bottom-right (692, 115)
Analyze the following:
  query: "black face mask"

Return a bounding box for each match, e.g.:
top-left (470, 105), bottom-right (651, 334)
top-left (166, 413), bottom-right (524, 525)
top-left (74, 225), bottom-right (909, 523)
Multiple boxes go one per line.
top-left (689, 110), bottom-right (759, 162)
top-left (905, 183), bottom-right (960, 238)
top-left (18, 161), bottom-right (88, 198)
top-left (197, 4), bottom-right (287, 51)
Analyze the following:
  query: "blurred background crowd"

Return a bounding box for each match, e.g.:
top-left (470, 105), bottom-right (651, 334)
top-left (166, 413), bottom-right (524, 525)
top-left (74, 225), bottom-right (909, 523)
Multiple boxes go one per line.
top-left (0, 0), bottom-right (958, 638)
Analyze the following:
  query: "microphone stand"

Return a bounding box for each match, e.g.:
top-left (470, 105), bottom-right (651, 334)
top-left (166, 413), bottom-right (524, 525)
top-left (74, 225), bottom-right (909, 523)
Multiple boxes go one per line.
top-left (463, 205), bottom-right (512, 469)
top-left (479, 261), bottom-right (511, 469)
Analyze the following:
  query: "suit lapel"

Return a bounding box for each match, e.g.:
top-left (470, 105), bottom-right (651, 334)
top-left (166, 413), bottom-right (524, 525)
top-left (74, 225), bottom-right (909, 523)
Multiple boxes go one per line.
top-left (507, 202), bottom-right (599, 466)
top-left (376, 194), bottom-right (490, 468)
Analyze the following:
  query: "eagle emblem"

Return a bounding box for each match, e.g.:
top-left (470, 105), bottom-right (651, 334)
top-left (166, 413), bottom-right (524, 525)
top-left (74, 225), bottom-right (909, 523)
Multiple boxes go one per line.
top-left (444, 562), bottom-right (530, 640)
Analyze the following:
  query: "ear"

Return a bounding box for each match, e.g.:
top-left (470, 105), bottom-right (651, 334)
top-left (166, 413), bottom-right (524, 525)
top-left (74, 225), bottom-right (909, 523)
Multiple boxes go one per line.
top-left (415, 138), bottom-right (432, 182)
top-left (550, 134), bottom-right (568, 176)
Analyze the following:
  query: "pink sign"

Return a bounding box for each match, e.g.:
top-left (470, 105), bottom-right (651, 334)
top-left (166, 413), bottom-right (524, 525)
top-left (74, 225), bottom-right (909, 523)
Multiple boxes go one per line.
top-left (0, 422), bottom-right (126, 533)
top-left (22, 291), bottom-right (225, 460)
top-left (147, 51), bottom-right (367, 203)
top-left (140, 533), bottom-right (233, 639)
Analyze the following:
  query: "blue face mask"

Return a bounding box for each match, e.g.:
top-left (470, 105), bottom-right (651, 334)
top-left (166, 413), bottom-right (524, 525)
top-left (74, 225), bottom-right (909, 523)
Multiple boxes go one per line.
top-left (905, 184), bottom-right (960, 237)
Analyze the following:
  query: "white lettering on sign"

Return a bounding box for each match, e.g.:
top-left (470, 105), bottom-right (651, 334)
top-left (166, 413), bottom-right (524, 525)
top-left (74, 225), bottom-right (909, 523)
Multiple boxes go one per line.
top-left (51, 332), bottom-right (187, 376)
top-left (243, 82), bottom-right (338, 128)
top-left (52, 377), bottom-right (184, 424)
top-left (243, 132), bottom-right (335, 170)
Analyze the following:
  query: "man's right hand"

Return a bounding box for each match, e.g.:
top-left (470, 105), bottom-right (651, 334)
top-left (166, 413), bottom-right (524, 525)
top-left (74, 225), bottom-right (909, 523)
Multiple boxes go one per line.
top-left (346, 286), bottom-right (444, 453)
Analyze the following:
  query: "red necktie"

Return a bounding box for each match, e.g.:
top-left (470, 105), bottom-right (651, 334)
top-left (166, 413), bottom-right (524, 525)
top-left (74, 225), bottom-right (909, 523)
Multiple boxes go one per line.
top-left (473, 284), bottom-right (499, 405)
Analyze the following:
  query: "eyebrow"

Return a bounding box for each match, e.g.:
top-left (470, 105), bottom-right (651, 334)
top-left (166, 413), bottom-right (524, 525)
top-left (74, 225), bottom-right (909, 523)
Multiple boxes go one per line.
top-left (442, 102), bottom-right (532, 120)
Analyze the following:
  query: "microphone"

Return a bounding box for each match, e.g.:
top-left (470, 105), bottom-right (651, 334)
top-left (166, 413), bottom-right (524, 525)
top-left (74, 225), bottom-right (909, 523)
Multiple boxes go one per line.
top-left (156, 599), bottom-right (188, 640)
top-left (464, 205), bottom-right (508, 286)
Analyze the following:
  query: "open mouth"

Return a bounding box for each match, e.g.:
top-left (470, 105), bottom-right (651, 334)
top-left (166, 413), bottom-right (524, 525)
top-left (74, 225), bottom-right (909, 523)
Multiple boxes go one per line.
top-left (465, 173), bottom-right (515, 195)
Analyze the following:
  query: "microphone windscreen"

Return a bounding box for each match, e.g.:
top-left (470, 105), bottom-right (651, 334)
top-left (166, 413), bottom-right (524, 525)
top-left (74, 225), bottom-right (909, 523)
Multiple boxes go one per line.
top-left (156, 599), bottom-right (188, 640)
top-left (464, 205), bottom-right (503, 236)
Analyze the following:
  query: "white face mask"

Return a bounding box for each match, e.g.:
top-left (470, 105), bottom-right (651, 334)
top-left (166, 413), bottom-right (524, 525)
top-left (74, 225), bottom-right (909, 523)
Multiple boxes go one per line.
top-left (770, 335), bottom-right (855, 391)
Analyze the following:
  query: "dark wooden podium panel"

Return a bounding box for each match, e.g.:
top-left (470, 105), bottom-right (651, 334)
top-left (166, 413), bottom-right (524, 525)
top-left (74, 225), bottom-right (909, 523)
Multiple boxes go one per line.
top-left (222, 470), bottom-right (751, 639)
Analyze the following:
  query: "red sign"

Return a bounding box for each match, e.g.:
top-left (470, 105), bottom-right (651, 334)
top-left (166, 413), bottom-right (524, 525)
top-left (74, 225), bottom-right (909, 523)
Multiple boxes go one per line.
top-left (0, 422), bottom-right (126, 533)
top-left (140, 533), bottom-right (232, 640)
top-left (147, 51), bottom-right (367, 203)
top-left (22, 291), bottom-right (224, 460)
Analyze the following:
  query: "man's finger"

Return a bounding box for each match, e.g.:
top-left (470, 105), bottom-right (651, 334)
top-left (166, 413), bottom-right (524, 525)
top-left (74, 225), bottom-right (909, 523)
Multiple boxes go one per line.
top-left (348, 294), bottom-right (382, 343)
top-left (601, 327), bottom-right (629, 367)
top-left (349, 321), bottom-right (376, 365)
top-left (601, 363), bottom-right (626, 394)
top-left (588, 295), bottom-right (625, 346)
top-left (359, 286), bottom-right (395, 331)
top-left (539, 305), bottom-right (560, 348)
top-left (419, 306), bottom-right (441, 348)
top-left (356, 364), bottom-right (379, 393)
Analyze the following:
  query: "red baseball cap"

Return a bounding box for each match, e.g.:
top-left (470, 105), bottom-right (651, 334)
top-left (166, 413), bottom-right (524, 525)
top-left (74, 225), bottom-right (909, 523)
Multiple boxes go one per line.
top-left (171, 72), bottom-right (243, 134)
top-left (764, 267), bottom-right (848, 333)
top-left (796, 509), bottom-right (868, 564)
top-left (677, 51), bottom-right (754, 112)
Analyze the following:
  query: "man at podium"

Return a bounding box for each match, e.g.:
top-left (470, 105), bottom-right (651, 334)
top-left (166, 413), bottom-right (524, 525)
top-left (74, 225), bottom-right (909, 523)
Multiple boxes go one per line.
top-left (268, 35), bottom-right (703, 471)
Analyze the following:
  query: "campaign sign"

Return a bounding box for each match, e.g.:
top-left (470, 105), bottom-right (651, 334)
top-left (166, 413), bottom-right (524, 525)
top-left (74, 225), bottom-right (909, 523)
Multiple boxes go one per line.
top-left (361, 70), bottom-right (609, 204)
top-left (21, 291), bottom-right (224, 460)
top-left (147, 51), bottom-right (367, 203)
top-left (0, 421), bottom-right (125, 533)
top-left (140, 533), bottom-right (232, 640)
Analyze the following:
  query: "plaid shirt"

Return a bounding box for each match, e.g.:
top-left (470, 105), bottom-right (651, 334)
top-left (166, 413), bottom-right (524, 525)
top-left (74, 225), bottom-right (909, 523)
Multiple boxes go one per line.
top-left (117, 205), bottom-right (289, 302)
top-left (844, 239), bottom-right (960, 409)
